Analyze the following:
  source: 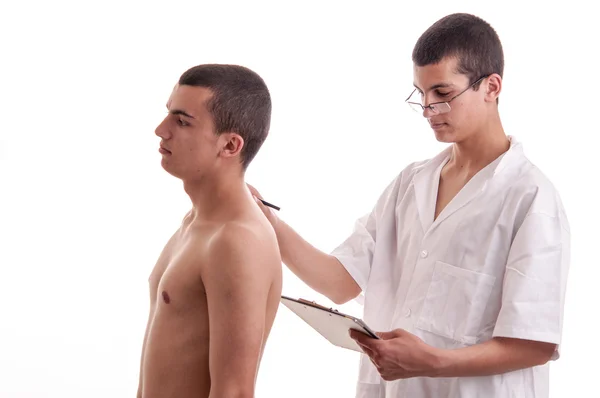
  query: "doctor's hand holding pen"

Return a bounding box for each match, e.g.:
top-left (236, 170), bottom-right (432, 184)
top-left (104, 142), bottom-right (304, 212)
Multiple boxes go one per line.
top-left (247, 183), bottom-right (280, 225)
top-left (247, 183), bottom-right (362, 305)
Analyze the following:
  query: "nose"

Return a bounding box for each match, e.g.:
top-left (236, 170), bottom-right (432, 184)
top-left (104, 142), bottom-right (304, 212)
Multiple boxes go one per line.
top-left (420, 93), bottom-right (436, 118)
top-left (155, 116), bottom-right (171, 139)
top-left (422, 105), bottom-right (436, 118)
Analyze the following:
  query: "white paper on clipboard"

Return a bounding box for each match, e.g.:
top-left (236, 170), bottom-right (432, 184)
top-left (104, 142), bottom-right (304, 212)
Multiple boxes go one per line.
top-left (280, 295), bottom-right (379, 352)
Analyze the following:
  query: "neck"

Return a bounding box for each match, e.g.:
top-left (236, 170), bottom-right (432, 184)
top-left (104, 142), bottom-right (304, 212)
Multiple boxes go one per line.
top-left (450, 114), bottom-right (509, 171)
top-left (183, 168), bottom-right (249, 220)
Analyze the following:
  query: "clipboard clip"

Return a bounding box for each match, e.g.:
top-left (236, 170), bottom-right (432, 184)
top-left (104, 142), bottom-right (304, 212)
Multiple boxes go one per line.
top-left (298, 298), bottom-right (339, 312)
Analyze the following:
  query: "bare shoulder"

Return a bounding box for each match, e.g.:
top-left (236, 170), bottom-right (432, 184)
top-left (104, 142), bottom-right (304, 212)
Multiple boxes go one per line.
top-left (204, 218), bottom-right (281, 280)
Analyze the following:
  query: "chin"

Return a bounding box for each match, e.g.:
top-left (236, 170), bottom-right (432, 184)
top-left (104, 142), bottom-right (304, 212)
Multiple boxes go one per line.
top-left (160, 159), bottom-right (183, 179)
top-left (433, 130), bottom-right (457, 144)
top-left (434, 124), bottom-right (470, 144)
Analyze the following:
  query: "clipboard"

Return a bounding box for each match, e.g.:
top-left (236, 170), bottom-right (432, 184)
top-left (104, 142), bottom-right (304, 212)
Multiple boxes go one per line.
top-left (280, 295), bottom-right (379, 353)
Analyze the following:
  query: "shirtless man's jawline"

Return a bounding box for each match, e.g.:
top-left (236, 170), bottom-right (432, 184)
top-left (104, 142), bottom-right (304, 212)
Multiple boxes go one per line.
top-left (136, 64), bottom-right (282, 398)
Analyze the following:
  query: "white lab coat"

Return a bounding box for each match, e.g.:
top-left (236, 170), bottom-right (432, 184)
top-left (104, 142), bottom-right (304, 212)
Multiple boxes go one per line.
top-left (331, 136), bottom-right (570, 398)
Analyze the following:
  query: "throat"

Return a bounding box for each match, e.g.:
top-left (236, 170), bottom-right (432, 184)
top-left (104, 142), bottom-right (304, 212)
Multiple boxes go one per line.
top-left (434, 167), bottom-right (471, 221)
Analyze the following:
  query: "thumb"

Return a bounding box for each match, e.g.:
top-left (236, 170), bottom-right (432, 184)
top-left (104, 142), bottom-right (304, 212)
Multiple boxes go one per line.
top-left (375, 330), bottom-right (398, 340)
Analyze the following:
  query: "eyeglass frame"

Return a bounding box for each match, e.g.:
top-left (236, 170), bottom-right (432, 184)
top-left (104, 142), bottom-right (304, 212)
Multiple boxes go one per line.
top-left (405, 75), bottom-right (489, 115)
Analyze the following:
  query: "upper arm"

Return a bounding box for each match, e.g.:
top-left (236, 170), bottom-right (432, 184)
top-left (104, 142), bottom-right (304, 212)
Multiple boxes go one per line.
top-left (203, 225), bottom-right (279, 397)
top-left (330, 175), bottom-right (400, 293)
top-left (493, 211), bottom-right (570, 359)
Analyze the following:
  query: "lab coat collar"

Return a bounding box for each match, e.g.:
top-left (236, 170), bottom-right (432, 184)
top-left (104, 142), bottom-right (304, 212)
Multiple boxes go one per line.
top-left (412, 136), bottom-right (520, 235)
top-left (412, 146), bottom-right (452, 234)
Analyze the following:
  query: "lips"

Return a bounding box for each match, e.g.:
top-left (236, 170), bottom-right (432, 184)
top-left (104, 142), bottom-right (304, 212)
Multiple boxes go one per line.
top-left (159, 142), bottom-right (171, 152)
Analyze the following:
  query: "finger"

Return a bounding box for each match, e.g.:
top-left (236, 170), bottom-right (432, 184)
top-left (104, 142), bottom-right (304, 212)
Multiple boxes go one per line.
top-left (391, 328), bottom-right (407, 337)
top-left (356, 340), bottom-right (376, 356)
top-left (380, 368), bottom-right (408, 381)
top-left (352, 334), bottom-right (375, 353)
top-left (253, 195), bottom-right (266, 207)
top-left (386, 363), bottom-right (416, 380)
top-left (251, 194), bottom-right (273, 213)
top-left (376, 329), bottom-right (402, 340)
top-left (375, 331), bottom-right (392, 340)
top-left (362, 348), bottom-right (382, 369)
top-left (246, 183), bottom-right (263, 199)
top-left (354, 340), bottom-right (383, 359)
top-left (350, 329), bottom-right (378, 346)
top-left (369, 356), bottom-right (382, 370)
top-left (384, 372), bottom-right (407, 381)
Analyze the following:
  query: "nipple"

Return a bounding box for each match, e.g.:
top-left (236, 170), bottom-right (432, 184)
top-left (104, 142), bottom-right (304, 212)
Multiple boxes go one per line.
top-left (162, 290), bottom-right (171, 304)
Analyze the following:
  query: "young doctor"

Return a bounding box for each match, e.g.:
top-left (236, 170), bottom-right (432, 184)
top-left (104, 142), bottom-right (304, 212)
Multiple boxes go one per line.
top-left (250, 12), bottom-right (570, 398)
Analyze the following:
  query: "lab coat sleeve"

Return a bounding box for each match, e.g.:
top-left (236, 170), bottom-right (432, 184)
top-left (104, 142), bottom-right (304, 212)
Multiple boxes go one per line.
top-left (330, 177), bottom-right (399, 292)
top-left (330, 211), bottom-right (377, 292)
top-left (492, 211), bottom-right (571, 359)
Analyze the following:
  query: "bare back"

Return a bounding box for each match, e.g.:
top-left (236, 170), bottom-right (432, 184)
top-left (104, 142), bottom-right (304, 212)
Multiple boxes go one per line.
top-left (138, 208), bottom-right (282, 398)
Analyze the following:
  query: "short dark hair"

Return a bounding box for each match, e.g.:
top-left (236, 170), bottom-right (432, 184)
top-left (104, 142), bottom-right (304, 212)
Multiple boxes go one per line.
top-left (179, 64), bottom-right (271, 170)
top-left (412, 13), bottom-right (504, 90)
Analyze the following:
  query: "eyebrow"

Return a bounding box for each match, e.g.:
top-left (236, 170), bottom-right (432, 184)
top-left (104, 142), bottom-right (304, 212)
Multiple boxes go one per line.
top-left (165, 105), bottom-right (196, 119)
top-left (172, 109), bottom-right (196, 119)
top-left (413, 82), bottom-right (455, 92)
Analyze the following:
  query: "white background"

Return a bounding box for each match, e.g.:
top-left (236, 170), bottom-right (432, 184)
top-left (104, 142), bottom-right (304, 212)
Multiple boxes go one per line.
top-left (0, 1), bottom-right (597, 397)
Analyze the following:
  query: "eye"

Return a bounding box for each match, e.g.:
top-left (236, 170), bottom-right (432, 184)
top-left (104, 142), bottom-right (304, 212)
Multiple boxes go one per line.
top-left (436, 90), bottom-right (451, 97)
top-left (177, 118), bottom-right (189, 127)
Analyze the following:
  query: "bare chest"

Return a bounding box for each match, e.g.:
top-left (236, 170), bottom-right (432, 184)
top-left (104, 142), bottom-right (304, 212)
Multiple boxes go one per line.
top-left (435, 175), bottom-right (469, 221)
top-left (149, 235), bottom-right (208, 315)
top-left (142, 233), bottom-right (212, 398)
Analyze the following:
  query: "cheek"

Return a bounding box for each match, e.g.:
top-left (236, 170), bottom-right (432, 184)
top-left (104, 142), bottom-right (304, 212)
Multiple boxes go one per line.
top-left (188, 135), bottom-right (219, 158)
top-left (449, 101), bottom-right (474, 126)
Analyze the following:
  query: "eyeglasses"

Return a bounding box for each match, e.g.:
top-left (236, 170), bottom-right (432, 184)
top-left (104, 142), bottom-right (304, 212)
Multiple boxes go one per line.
top-left (405, 75), bottom-right (488, 115)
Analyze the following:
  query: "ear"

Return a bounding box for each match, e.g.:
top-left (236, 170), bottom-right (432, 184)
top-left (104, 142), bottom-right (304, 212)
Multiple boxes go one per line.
top-left (484, 73), bottom-right (502, 103)
top-left (218, 132), bottom-right (245, 159)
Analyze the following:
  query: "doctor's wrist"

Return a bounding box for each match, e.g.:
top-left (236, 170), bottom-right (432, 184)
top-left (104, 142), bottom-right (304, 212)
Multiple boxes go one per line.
top-left (427, 347), bottom-right (454, 378)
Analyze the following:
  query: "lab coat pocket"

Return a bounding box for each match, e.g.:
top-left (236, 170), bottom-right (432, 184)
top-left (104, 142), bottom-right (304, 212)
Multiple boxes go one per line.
top-left (416, 261), bottom-right (495, 344)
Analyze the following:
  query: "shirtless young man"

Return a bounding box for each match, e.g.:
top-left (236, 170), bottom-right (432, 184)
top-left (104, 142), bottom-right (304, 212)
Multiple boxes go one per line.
top-left (137, 64), bottom-right (282, 398)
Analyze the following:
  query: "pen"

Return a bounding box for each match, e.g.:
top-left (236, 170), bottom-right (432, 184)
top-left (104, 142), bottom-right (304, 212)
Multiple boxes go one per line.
top-left (259, 199), bottom-right (280, 211)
